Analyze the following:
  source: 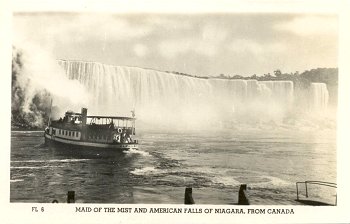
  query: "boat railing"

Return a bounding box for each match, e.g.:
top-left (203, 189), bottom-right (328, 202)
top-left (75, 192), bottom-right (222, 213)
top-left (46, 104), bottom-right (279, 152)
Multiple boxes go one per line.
top-left (296, 181), bottom-right (337, 205)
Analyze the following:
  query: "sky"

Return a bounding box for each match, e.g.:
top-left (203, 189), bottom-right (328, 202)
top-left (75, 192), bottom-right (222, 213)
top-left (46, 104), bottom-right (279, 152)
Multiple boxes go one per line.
top-left (13, 13), bottom-right (338, 77)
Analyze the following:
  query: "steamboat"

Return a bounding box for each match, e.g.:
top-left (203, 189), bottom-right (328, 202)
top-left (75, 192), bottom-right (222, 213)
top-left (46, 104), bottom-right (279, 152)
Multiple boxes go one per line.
top-left (44, 108), bottom-right (138, 150)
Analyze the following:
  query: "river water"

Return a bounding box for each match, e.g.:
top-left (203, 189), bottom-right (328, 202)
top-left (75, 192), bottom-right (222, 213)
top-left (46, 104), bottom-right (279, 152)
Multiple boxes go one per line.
top-left (10, 127), bottom-right (336, 205)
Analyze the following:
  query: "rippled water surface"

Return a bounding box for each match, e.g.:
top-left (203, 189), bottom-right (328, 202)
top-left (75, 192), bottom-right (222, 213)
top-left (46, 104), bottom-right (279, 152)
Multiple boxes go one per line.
top-left (10, 128), bottom-right (336, 204)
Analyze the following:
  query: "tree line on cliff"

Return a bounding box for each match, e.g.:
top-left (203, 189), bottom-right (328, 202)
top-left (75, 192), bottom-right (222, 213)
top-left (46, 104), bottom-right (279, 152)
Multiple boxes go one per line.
top-left (217, 68), bottom-right (338, 89)
top-left (169, 68), bottom-right (338, 90)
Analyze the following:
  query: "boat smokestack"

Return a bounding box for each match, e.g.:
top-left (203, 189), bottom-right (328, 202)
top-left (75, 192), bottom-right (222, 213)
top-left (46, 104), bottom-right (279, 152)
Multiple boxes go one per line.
top-left (81, 108), bottom-right (88, 141)
top-left (81, 108), bottom-right (87, 125)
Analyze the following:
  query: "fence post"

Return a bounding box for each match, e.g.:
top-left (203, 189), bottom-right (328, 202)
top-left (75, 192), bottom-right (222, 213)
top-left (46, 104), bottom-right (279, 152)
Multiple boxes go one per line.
top-left (305, 182), bottom-right (308, 198)
top-left (184, 187), bottom-right (195, 204)
top-left (296, 183), bottom-right (299, 200)
top-left (238, 184), bottom-right (250, 205)
top-left (67, 191), bottom-right (75, 203)
top-left (335, 194), bottom-right (337, 206)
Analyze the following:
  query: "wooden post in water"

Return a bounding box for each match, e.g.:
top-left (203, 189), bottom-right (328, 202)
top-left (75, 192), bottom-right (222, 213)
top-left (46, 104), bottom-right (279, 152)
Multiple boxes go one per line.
top-left (238, 184), bottom-right (250, 205)
top-left (67, 191), bottom-right (75, 203)
top-left (184, 187), bottom-right (195, 204)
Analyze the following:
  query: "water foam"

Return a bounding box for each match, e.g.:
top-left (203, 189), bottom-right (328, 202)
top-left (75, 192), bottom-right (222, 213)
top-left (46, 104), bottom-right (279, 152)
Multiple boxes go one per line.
top-left (10, 179), bottom-right (24, 183)
top-left (10, 165), bottom-right (65, 169)
top-left (130, 167), bottom-right (162, 176)
top-left (250, 175), bottom-right (291, 188)
top-left (11, 159), bottom-right (91, 163)
top-left (211, 176), bottom-right (241, 186)
top-left (11, 131), bottom-right (44, 133)
top-left (124, 148), bottom-right (150, 157)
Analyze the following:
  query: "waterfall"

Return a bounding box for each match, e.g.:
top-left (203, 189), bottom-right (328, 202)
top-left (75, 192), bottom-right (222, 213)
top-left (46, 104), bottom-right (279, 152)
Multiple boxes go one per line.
top-left (309, 83), bottom-right (329, 113)
top-left (57, 60), bottom-right (328, 128)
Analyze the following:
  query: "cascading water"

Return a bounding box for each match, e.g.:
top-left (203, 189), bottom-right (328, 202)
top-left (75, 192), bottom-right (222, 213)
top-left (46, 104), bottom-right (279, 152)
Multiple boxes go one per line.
top-left (309, 83), bottom-right (329, 113)
top-left (57, 60), bottom-right (328, 128)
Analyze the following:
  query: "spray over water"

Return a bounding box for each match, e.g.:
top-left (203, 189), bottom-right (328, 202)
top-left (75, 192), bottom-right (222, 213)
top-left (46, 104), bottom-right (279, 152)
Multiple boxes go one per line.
top-left (11, 45), bottom-right (89, 128)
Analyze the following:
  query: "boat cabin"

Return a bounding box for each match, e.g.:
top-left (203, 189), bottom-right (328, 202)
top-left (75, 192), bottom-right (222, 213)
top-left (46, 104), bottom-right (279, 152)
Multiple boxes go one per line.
top-left (47, 108), bottom-right (137, 145)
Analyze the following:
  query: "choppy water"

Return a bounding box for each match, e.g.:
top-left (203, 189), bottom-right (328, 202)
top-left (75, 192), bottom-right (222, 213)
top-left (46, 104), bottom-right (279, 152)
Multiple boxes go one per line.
top-left (10, 128), bottom-right (336, 204)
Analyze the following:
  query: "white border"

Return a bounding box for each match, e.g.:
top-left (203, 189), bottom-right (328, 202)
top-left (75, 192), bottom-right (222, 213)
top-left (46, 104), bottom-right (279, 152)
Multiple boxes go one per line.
top-left (11, 0), bottom-right (340, 13)
top-left (1, 0), bottom-right (350, 223)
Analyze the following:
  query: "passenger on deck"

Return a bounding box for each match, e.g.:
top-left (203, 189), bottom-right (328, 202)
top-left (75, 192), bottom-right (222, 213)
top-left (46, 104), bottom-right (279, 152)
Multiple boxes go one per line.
top-left (109, 121), bottom-right (114, 129)
top-left (122, 133), bottom-right (128, 143)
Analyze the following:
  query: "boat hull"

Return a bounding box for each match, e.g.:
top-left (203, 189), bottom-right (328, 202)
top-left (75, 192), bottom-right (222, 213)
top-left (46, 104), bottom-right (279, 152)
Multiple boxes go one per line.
top-left (44, 133), bottom-right (138, 150)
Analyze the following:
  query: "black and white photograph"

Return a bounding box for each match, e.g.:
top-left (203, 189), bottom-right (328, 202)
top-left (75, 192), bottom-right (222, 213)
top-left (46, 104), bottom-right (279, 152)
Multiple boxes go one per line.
top-left (2, 0), bottom-right (350, 223)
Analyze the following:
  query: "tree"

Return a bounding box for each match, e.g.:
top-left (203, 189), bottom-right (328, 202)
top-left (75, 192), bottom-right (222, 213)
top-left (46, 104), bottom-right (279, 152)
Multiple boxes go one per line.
top-left (274, 69), bottom-right (282, 77)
